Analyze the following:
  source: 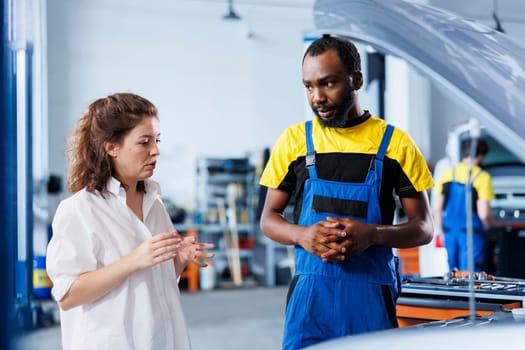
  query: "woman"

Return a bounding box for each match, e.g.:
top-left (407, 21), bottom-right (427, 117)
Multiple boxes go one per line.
top-left (46, 93), bottom-right (213, 349)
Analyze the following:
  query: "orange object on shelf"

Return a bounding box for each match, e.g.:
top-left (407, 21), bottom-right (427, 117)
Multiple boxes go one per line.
top-left (397, 247), bottom-right (419, 276)
top-left (238, 237), bottom-right (255, 249)
top-left (180, 229), bottom-right (199, 292)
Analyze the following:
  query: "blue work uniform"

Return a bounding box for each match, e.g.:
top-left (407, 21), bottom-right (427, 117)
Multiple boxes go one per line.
top-left (442, 169), bottom-right (485, 271)
top-left (282, 121), bottom-right (400, 349)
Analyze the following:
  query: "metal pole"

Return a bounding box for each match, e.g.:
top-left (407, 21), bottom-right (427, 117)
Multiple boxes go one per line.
top-left (466, 118), bottom-right (480, 322)
top-left (1, 0), bottom-right (17, 346)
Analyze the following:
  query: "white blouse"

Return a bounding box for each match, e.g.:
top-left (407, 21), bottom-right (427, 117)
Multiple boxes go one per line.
top-left (46, 178), bottom-right (191, 350)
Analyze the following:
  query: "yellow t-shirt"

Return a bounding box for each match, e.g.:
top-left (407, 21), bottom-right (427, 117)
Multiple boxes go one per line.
top-left (436, 162), bottom-right (495, 201)
top-left (260, 115), bottom-right (434, 224)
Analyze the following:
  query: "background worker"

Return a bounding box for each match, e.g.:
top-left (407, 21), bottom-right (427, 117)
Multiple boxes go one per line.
top-left (433, 138), bottom-right (503, 272)
top-left (259, 35), bottom-right (434, 349)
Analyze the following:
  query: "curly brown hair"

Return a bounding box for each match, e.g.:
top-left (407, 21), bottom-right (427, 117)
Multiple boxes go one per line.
top-left (66, 93), bottom-right (158, 195)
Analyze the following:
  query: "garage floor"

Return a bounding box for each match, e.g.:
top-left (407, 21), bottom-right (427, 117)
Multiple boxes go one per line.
top-left (13, 286), bottom-right (288, 350)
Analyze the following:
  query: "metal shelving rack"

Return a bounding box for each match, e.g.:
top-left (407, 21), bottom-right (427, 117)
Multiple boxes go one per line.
top-left (195, 156), bottom-right (257, 286)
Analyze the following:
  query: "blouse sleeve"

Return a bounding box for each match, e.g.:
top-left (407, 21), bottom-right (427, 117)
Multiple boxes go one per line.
top-left (46, 197), bottom-right (100, 301)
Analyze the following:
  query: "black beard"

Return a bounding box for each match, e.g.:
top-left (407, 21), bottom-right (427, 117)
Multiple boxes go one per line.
top-left (313, 86), bottom-right (355, 128)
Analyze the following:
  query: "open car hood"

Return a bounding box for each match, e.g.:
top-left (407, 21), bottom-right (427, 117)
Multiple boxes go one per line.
top-left (313, 0), bottom-right (525, 162)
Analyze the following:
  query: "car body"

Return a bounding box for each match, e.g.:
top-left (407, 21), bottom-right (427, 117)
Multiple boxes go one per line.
top-left (312, 0), bottom-right (525, 159)
top-left (308, 321), bottom-right (525, 350)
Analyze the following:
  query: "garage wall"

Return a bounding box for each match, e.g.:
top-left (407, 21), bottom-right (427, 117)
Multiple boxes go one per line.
top-left (46, 0), bottom-right (525, 211)
top-left (47, 0), bottom-right (314, 210)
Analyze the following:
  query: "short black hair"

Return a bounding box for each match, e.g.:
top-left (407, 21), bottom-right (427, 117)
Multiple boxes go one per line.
top-left (303, 34), bottom-right (361, 73)
top-left (461, 138), bottom-right (489, 158)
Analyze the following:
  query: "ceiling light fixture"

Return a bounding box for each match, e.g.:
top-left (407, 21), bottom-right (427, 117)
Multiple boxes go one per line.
top-left (223, 0), bottom-right (241, 20)
top-left (492, 0), bottom-right (505, 33)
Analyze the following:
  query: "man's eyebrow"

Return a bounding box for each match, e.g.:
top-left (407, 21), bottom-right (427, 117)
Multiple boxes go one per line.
top-left (318, 75), bottom-right (338, 82)
top-left (303, 75), bottom-right (339, 84)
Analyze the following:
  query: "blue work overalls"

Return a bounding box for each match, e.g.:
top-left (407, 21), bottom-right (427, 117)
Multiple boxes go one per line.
top-left (442, 169), bottom-right (485, 271)
top-left (282, 121), bottom-right (400, 350)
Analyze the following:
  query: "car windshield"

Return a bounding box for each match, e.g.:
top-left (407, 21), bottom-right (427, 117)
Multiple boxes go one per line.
top-left (483, 136), bottom-right (523, 167)
top-left (457, 130), bottom-right (525, 169)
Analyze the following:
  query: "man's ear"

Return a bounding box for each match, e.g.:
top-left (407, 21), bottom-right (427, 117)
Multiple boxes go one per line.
top-left (104, 141), bottom-right (118, 158)
top-left (351, 71), bottom-right (364, 90)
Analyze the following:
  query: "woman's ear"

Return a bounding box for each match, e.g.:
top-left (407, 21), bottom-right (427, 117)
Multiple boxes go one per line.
top-left (104, 141), bottom-right (118, 158)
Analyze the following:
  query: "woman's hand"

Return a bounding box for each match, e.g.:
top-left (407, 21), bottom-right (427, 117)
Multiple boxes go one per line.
top-left (128, 231), bottom-right (183, 271)
top-left (176, 234), bottom-right (215, 269)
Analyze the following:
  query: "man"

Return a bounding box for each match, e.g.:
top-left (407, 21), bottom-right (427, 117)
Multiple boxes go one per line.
top-left (433, 138), bottom-right (499, 272)
top-left (259, 35), bottom-right (434, 349)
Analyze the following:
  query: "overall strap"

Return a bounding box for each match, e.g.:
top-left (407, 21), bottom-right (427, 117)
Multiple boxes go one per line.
top-left (304, 120), bottom-right (318, 179)
top-left (376, 124), bottom-right (394, 162)
top-left (471, 168), bottom-right (483, 182)
top-left (371, 124), bottom-right (395, 184)
top-left (453, 165), bottom-right (482, 184)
